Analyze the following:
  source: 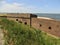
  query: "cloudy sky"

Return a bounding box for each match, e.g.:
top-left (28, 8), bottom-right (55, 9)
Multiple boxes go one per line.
top-left (0, 0), bottom-right (60, 13)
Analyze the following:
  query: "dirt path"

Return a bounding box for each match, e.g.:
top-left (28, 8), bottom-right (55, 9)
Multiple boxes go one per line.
top-left (0, 29), bottom-right (4, 45)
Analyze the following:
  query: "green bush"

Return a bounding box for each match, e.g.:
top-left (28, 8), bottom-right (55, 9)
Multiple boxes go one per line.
top-left (0, 18), bottom-right (60, 45)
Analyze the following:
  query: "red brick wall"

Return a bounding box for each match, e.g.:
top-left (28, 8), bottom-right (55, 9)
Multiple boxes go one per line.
top-left (2, 13), bottom-right (60, 37)
top-left (32, 18), bottom-right (60, 37)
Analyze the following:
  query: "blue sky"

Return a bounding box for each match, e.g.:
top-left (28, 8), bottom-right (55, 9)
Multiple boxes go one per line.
top-left (0, 0), bottom-right (60, 13)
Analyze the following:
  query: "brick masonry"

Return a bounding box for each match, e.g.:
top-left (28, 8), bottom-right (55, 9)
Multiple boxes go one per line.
top-left (0, 13), bottom-right (60, 37)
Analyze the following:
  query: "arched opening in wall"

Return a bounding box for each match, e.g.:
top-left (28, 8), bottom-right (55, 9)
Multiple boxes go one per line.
top-left (48, 27), bottom-right (52, 30)
top-left (16, 19), bottom-right (18, 21)
top-left (24, 22), bottom-right (27, 25)
top-left (40, 24), bottom-right (42, 27)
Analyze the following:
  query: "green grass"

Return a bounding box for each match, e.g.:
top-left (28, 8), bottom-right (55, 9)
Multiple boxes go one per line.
top-left (0, 18), bottom-right (60, 45)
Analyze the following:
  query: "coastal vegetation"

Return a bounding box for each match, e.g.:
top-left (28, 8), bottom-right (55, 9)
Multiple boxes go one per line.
top-left (0, 18), bottom-right (60, 45)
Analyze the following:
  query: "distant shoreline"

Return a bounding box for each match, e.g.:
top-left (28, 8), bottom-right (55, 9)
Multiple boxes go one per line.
top-left (37, 17), bottom-right (54, 20)
top-left (36, 13), bottom-right (60, 21)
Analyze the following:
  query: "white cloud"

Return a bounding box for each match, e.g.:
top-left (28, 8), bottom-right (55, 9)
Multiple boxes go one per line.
top-left (0, 0), bottom-right (60, 13)
top-left (0, 1), bottom-right (41, 13)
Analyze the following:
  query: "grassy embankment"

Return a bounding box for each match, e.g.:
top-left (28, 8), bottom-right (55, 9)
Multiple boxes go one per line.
top-left (0, 18), bottom-right (60, 45)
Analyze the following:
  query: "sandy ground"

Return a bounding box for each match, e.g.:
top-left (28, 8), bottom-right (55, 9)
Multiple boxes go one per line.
top-left (37, 17), bottom-right (54, 20)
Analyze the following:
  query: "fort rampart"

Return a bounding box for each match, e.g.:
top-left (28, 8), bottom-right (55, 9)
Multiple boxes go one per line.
top-left (0, 13), bottom-right (60, 37)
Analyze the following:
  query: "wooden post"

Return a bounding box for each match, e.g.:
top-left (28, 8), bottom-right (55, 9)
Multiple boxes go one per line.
top-left (30, 14), bottom-right (32, 27)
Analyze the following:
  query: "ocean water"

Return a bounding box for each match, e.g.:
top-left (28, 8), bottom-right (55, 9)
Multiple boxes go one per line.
top-left (35, 13), bottom-right (60, 21)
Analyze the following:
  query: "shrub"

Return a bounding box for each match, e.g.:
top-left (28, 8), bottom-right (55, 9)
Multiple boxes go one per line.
top-left (0, 18), bottom-right (60, 45)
